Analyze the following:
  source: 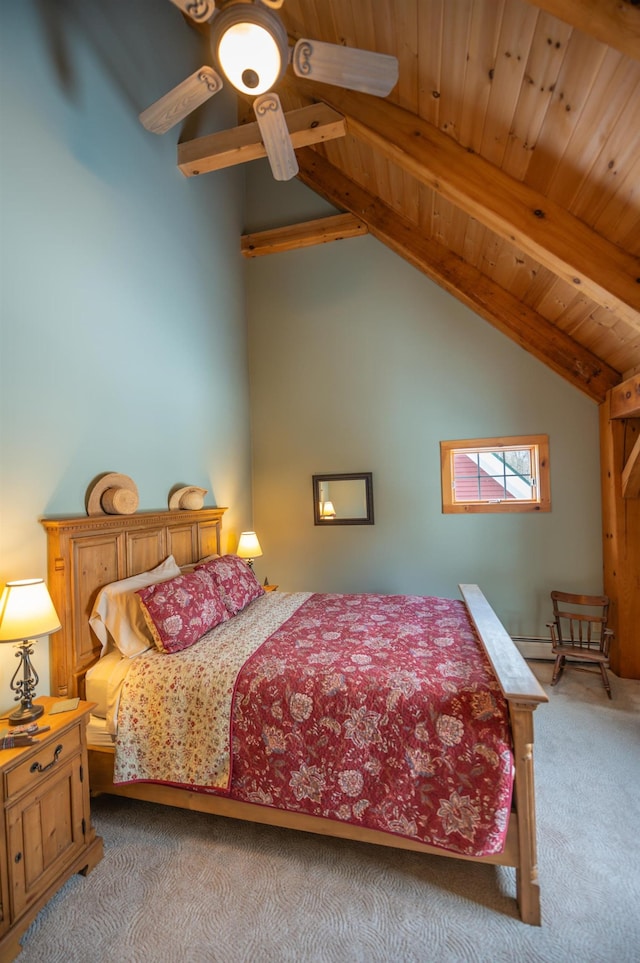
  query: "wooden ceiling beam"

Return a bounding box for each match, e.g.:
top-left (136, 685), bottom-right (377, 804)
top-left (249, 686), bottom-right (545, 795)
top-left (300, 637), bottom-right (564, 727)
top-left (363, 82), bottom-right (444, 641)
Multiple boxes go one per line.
top-left (600, 397), bottom-right (640, 676)
top-left (241, 213), bottom-right (367, 257)
top-left (177, 104), bottom-right (345, 177)
top-left (287, 81), bottom-right (640, 332)
top-left (621, 433), bottom-right (640, 498)
top-left (609, 373), bottom-right (640, 498)
top-left (295, 148), bottom-right (620, 403)
top-left (610, 372), bottom-right (640, 418)
top-left (525, 0), bottom-right (640, 61)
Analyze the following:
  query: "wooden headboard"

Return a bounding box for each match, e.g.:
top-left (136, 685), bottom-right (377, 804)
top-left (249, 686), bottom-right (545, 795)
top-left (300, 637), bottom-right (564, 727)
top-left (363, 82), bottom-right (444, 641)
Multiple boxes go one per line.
top-left (41, 509), bottom-right (226, 699)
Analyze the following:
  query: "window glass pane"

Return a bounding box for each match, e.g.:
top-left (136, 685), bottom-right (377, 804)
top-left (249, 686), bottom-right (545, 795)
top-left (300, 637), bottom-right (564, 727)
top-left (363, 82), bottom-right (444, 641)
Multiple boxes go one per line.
top-left (453, 453), bottom-right (479, 478)
top-left (478, 476), bottom-right (508, 499)
top-left (504, 449), bottom-right (531, 475)
top-left (451, 446), bottom-right (537, 502)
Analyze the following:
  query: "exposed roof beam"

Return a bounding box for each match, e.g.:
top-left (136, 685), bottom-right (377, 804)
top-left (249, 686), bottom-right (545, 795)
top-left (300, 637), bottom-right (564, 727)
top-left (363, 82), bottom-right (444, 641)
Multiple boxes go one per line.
top-left (610, 374), bottom-right (640, 498)
top-left (610, 373), bottom-right (640, 418)
top-left (287, 80), bottom-right (640, 332)
top-left (621, 433), bottom-right (640, 499)
top-left (177, 104), bottom-right (345, 177)
top-left (525, 0), bottom-right (640, 60)
top-left (295, 148), bottom-right (619, 404)
top-left (241, 213), bottom-right (367, 257)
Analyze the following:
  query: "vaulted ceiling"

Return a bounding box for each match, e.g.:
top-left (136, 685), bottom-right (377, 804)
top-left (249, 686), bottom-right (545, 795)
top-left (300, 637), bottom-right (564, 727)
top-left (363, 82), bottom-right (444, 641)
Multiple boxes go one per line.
top-left (183, 0), bottom-right (640, 404)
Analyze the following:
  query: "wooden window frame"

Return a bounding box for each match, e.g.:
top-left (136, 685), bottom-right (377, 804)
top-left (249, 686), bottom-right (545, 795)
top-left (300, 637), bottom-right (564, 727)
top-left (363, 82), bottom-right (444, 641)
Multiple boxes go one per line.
top-left (440, 434), bottom-right (551, 514)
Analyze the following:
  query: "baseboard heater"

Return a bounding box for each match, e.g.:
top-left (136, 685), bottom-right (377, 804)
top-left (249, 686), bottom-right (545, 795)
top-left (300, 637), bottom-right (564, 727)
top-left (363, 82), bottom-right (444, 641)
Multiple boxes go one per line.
top-left (511, 636), bottom-right (554, 661)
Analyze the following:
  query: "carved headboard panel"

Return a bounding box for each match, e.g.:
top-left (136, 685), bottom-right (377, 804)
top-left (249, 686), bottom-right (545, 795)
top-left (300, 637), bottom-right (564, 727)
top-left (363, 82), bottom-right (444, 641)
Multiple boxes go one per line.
top-left (41, 509), bottom-right (226, 699)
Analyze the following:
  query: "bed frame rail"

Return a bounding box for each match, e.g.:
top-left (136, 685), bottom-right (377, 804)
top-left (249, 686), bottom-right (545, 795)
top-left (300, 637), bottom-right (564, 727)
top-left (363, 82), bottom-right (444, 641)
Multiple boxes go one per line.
top-left (460, 583), bottom-right (548, 926)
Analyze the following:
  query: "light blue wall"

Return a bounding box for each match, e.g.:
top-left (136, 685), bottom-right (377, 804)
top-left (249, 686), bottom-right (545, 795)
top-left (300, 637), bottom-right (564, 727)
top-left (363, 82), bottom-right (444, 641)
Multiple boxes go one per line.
top-left (245, 165), bottom-right (603, 637)
top-left (0, 2), bottom-right (252, 694)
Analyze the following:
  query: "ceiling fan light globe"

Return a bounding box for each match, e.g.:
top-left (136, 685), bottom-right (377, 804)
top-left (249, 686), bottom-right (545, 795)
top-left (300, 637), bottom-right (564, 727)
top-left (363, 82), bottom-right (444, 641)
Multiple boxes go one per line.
top-left (211, 5), bottom-right (289, 96)
top-left (217, 23), bottom-right (281, 94)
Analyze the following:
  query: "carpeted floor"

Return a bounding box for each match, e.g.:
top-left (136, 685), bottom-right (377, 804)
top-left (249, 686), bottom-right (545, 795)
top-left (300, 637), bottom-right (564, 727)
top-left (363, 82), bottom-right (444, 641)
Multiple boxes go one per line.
top-left (17, 663), bottom-right (640, 963)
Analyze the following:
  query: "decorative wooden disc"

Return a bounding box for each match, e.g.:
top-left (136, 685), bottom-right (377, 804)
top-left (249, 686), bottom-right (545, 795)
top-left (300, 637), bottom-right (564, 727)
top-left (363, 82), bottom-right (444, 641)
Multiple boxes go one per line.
top-left (86, 473), bottom-right (139, 516)
top-left (168, 486), bottom-right (208, 511)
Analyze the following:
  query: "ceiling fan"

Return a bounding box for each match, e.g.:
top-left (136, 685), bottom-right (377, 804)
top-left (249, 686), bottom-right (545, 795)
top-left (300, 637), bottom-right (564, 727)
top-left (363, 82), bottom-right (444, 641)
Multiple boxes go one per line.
top-left (139, 0), bottom-right (399, 181)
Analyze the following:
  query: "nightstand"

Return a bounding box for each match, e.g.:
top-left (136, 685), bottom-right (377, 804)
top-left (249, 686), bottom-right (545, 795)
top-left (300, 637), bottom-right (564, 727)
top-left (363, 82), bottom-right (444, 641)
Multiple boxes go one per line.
top-left (0, 697), bottom-right (103, 961)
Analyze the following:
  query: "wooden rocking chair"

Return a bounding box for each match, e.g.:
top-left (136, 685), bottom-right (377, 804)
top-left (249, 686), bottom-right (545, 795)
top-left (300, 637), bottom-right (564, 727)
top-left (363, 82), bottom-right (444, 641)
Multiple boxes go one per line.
top-left (547, 591), bottom-right (613, 698)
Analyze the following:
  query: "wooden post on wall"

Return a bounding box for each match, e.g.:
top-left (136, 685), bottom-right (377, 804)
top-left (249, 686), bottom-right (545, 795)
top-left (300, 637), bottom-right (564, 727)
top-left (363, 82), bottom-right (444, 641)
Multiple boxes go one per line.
top-left (600, 374), bottom-right (640, 680)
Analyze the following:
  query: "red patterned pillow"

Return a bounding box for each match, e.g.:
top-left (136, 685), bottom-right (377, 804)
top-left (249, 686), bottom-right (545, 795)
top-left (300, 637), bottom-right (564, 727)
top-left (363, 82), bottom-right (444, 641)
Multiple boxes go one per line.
top-left (136, 569), bottom-right (228, 654)
top-left (196, 554), bottom-right (264, 615)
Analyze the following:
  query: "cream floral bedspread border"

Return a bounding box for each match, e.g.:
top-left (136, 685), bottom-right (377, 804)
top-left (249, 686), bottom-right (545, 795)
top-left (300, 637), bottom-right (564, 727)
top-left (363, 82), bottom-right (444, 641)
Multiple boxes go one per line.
top-left (113, 593), bottom-right (310, 789)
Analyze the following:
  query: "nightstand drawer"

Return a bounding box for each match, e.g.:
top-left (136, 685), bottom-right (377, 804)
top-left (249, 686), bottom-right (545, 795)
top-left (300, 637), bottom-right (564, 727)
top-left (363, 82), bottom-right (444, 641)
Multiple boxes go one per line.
top-left (4, 725), bottom-right (82, 801)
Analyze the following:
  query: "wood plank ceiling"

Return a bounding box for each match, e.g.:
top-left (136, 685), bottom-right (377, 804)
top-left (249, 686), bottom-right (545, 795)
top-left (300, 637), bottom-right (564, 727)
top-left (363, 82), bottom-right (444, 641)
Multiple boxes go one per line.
top-left (232, 0), bottom-right (640, 404)
top-left (173, 0), bottom-right (640, 674)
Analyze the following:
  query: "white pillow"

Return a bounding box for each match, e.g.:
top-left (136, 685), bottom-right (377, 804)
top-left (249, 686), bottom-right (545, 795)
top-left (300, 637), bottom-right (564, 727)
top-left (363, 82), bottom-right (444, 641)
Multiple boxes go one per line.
top-left (89, 556), bottom-right (181, 658)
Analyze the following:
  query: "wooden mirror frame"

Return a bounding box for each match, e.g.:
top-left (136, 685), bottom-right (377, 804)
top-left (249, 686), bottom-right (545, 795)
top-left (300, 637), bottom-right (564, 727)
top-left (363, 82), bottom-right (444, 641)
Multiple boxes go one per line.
top-left (312, 472), bottom-right (374, 526)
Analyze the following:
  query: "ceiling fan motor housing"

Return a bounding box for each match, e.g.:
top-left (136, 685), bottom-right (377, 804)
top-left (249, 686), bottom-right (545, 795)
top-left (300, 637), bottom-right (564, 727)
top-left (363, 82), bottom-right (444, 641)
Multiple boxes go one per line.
top-left (210, 2), bottom-right (289, 95)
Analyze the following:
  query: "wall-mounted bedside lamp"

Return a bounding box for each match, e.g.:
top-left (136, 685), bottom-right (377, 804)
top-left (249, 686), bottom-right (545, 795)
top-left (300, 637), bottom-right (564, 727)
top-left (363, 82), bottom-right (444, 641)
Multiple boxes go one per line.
top-left (236, 531), bottom-right (263, 570)
top-left (0, 579), bottom-right (61, 725)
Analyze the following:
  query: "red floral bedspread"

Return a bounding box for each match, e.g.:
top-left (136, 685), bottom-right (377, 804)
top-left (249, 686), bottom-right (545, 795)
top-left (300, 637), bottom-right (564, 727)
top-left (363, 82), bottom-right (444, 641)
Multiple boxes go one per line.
top-left (230, 594), bottom-right (513, 857)
top-left (114, 593), bottom-right (514, 858)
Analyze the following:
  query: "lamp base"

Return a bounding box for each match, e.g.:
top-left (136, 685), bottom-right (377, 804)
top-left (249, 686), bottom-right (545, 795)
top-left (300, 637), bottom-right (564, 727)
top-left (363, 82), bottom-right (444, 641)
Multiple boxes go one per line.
top-left (8, 702), bottom-right (44, 726)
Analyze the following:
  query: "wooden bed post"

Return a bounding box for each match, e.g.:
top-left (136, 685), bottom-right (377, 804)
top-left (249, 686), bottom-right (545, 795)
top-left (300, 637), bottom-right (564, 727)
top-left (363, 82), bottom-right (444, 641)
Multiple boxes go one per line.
top-left (509, 701), bottom-right (541, 926)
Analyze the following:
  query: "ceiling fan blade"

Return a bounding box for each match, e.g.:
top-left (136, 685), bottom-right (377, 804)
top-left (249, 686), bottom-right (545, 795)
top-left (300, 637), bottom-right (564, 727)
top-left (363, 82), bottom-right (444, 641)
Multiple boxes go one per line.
top-left (139, 66), bottom-right (223, 135)
top-left (253, 93), bottom-right (299, 182)
top-left (292, 39), bottom-right (398, 98)
top-left (169, 0), bottom-right (216, 24)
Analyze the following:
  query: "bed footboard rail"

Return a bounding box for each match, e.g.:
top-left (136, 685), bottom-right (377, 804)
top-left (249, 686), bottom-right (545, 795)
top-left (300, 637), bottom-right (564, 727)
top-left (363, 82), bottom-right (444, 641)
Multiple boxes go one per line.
top-left (459, 584), bottom-right (548, 926)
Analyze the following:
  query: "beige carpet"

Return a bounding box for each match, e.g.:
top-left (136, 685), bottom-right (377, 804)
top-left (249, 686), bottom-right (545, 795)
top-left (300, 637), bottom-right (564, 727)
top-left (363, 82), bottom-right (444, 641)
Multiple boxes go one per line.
top-left (18, 664), bottom-right (640, 963)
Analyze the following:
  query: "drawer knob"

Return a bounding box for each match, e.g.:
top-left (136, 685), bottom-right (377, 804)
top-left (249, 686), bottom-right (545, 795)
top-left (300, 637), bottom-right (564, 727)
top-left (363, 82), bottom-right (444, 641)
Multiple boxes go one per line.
top-left (30, 743), bottom-right (63, 774)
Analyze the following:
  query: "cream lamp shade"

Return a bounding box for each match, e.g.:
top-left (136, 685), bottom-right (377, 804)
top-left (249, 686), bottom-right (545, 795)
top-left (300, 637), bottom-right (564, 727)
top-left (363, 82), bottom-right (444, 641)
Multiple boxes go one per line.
top-left (0, 579), bottom-right (61, 642)
top-left (0, 579), bottom-right (61, 725)
top-left (236, 531), bottom-right (263, 568)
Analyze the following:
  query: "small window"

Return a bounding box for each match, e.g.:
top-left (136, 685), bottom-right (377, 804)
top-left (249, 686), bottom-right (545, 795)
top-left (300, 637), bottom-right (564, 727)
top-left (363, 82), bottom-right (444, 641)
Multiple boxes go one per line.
top-left (440, 435), bottom-right (550, 514)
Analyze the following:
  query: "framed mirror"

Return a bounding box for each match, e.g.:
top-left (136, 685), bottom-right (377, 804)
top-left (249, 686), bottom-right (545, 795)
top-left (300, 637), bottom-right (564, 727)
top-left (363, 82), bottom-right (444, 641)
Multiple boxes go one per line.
top-left (312, 473), bottom-right (374, 526)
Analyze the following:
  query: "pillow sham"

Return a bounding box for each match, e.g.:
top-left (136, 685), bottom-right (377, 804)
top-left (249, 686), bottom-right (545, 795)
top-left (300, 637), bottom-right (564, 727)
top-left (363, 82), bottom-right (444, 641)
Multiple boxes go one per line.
top-left (136, 568), bottom-right (228, 654)
top-left (89, 555), bottom-right (181, 658)
top-left (180, 553), bottom-right (220, 575)
top-left (196, 554), bottom-right (264, 616)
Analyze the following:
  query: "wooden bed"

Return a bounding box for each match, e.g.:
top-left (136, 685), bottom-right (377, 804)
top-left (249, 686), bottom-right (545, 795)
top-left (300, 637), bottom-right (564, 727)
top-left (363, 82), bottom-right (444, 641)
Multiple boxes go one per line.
top-left (42, 509), bottom-right (548, 925)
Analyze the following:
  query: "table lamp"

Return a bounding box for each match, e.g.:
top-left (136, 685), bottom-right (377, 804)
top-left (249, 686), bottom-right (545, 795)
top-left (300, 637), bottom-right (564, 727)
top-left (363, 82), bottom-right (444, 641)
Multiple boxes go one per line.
top-left (0, 578), bottom-right (61, 725)
top-left (320, 500), bottom-right (336, 518)
top-left (236, 531), bottom-right (263, 570)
